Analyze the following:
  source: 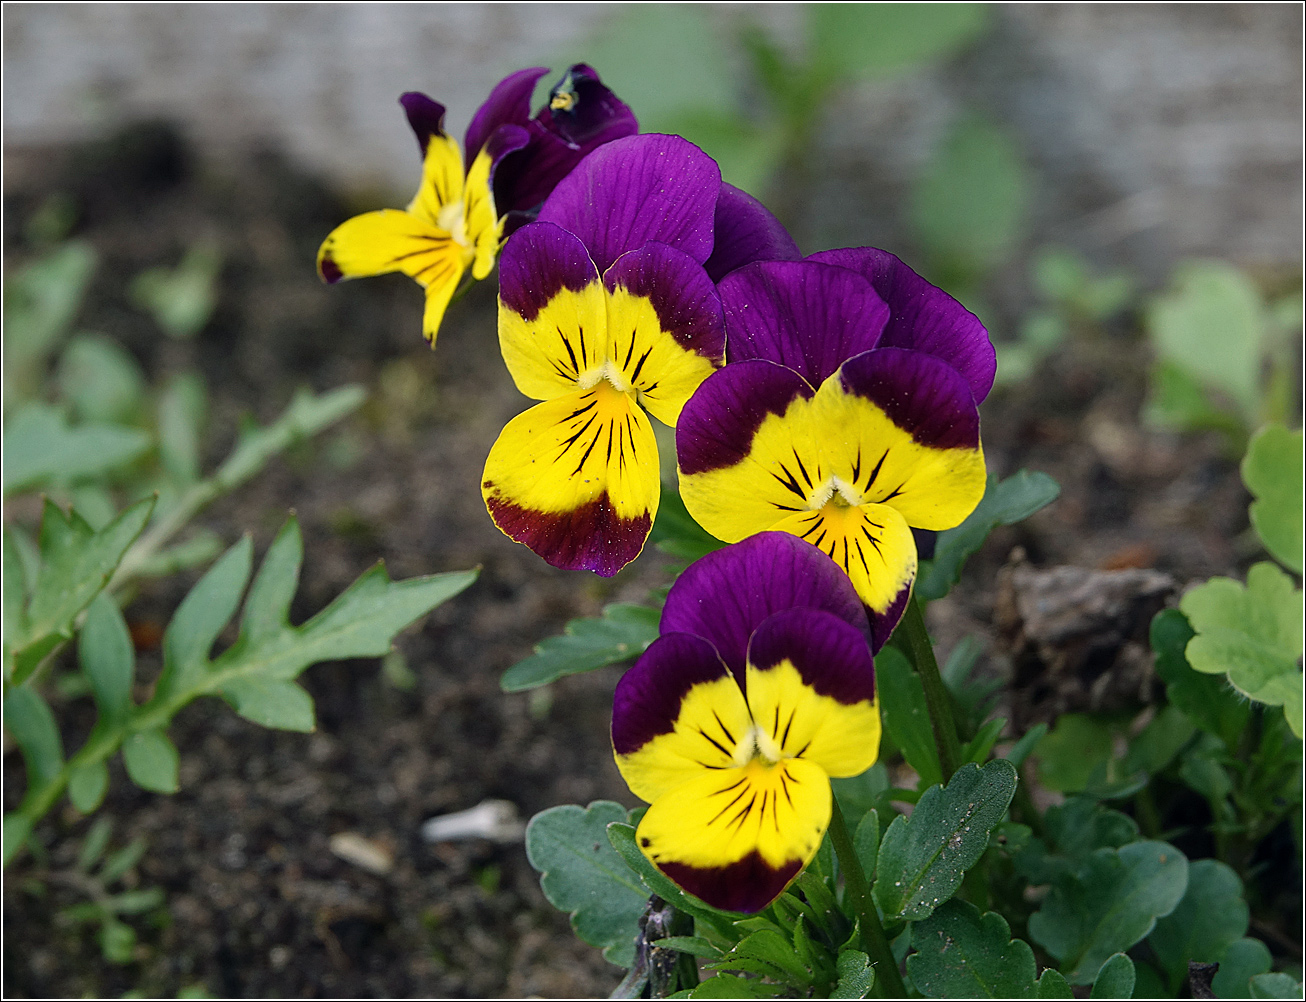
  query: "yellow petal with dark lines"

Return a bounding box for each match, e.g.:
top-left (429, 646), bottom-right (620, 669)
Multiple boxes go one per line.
top-left (498, 282), bottom-right (608, 402)
top-left (407, 130), bottom-right (466, 227)
top-left (463, 146), bottom-right (501, 281)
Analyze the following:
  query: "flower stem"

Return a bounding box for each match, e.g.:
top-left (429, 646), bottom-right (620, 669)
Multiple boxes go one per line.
top-left (900, 598), bottom-right (963, 783)
top-left (827, 798), bottom-right (908, 999)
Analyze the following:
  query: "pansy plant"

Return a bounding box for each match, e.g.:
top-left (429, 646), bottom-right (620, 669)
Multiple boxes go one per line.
top-left (677, 255), bottom-right (994, 647)
top-left (316, 65), bottom-right (635, 346)
top-left (612, 532), bottom-right (880, 913)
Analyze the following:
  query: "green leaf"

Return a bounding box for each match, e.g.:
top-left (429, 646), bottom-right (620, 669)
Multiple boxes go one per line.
top-left (220, 678), bottom-right (315, 732)
top-left (1027, 841), bottom-right (1189, 984)
top-left (98, 836), bottom-right (147, 883)
top-left (524, 802), bottom-right (649, 967)
top-left (1004, 723), bottom-right (1047, 769)
top-left (238, 516), bottom-right (302, 648)
top-left (907, 898), bottom-right (1038, 998)
top-left (853, 808), bottom-right (880, 882)
top-left (1251, 973), bottom-right (1304, 999)
top-left (1123, 704), bottom-right (1195, 776)
top-left (2, 404), bottom-right (151, 496)
top-left (5, 687), bottom-right (65, 794)
top-left (875, 645), bottom-right (941, 787)
top-left (1180, 563), bottom-right (1304, 735)
top-left (57, 334), bottom-right (146, 424)
top-left (687, 973), bottom-right (783, 998)
top-left (1150, 609), bottom-right (1249, 750)
top-left (129, 239), bottom-right (222, 340)
top-left (651, 936), bottom-right (724, 960)
top-left (3, 241), bottom-right (97, 399)
top-left (963, 717), bottom-right (1006, 765)
top-left (121, 729), bottom-right (179, 793)
top-left (714, 929), bottom-right (811, 986)
top-left (607, 822), bottom-right (740, 936)
top-left (1035, 969), bottom-right (1073, 998)
top-left (1242, 424), bottom-right (1303, 573)
top-left (132, 530), bottom-right (223, 579)
top-left (651, 484), bottom-right (728, 563)
top-left (2, 815), bottom-right (35, 867)
top-left (1033, 714), bottom-right (1114, 793)
top-left (1147, 859), bottom-right (1248, 991)
top-left (79, 593), bottom-right (136, 725)
top-left (1143, 359), bottom-right (1247, 438)
top-left (1088, 953), bottom-right (1135, 999)
top-left (157, 371), bottom-right (207, 486)
top-left (1147, 260), bottom-right (1265, 424)
top-left (78, 817), bottom-right (114, 870)
top-left (910, 113), bottom-right (1030, 278)
top-left (1211, 938), bottom-right (1273, 999)
top-left (917, 471), bottom-right (1060, 601)
top-left (501, 603), bottom-right (660, 692)
top-left (1013, 797), bottom-right (1139, 884)
top-left (831, 950), bottom-right (875, 999)
top-left (99, 917), bottom-right (137, 964)
top-left (808, 4), bottom-right (989, 81)
top-left (873, 760), bottom-right (1018, 921)
top-left (106, 886), bottom-right (166, 915)
top-left (832, 762), bottom-right (890, 823)
top-left (68, 760), bottom-right (110, 813)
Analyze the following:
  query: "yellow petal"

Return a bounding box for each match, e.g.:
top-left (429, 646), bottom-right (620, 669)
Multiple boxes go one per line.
top-left (463, 146), bottom-right (501, 281)
top-left (407, 131), bottom-right (466, 228)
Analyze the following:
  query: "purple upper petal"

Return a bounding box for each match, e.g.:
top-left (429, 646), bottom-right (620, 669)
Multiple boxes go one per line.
top-left (537, 134), bottom-right (721, 274)
top-left (538, 64), bottom-right (638, 148)
top-left (660, 533), bottom-right (868, 676)
top-left (720, 260), bottom-right (890, 386)
top-left (704, 185), bottom-right (800, 284)
top-left (464, 67), bottom-right (549, 160)
top-left (603, 243), bottom-right (725, 358)
top-left (611, 632), bottom-right (732, 755)
top-left (499, 221), bottom-right (600, 323)
top-left (838, 347), bottom-right (980, 452)
top-left (399, 92), bottom-right (448, 158)
top-left (676, 360), bottom-right (813, 477)
top-left (747, 608), bottom-right (876, 705)
top-left (809, 248), bottom-right (996, 404)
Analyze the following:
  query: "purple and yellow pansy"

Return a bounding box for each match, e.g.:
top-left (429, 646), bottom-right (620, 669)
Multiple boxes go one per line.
top-left (481, 133), bottom-right (733, 576)
top-left (612, 533), bottom-right (881, 913)
top-left (676, 256), bottom-right (993, 648)
top-left (316, 65), bottom-right (636, 346)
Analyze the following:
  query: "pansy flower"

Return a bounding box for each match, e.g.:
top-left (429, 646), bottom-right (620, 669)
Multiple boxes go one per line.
top-left (316, 65), bottom-right (636, 346)
top-left (481, 133), bottom-right (730, 576)
top-left (676, 255), bottom-right (993, 647)
top-left (612, 533), bottom-right (880, 913)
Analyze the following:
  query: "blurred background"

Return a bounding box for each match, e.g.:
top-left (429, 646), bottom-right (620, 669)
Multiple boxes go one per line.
top-left (3, 4), bottom-right (1302, 998)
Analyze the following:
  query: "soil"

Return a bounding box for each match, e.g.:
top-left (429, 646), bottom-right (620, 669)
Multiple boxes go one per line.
top-left (1, 123), bottom-right (1297, 998)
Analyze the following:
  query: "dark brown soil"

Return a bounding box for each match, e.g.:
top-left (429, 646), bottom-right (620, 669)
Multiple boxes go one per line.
top-left (0, 123), bottom-right (1284, 999)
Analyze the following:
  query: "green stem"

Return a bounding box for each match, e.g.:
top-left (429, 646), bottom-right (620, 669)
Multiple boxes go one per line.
top-left (827, 799), bottom-right (907, 999)
top-left (900, 599), bottom-right (963, 783)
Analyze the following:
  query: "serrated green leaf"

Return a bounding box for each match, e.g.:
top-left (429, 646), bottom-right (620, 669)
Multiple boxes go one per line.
top-left (716, 929), bottom-right (811, 986)
top-left (1035, 968), bottom-right (1073, 998)
top-left (4, 687), bottom-right (65, 793)
top-left (916, 471), bottom-right (1060, 601)
top-left (1180, 563), bottom-right (1303, 735)
top-left (854, 808), bottom-right (880, 882)
top-left (1027, 841), bottom-right (1189, 984)
top-left (1147, 859), bottom-right (1248, 992)
top-left (1212, 938), bottom-right (1273, 999)
top-left (121, 730), bottom-right (179, 794)
top-left (214, 385), bottom-right (365, 489)
top-left (79, 593), bottom-right (135, 725)
top-left (157, 371), bottom-right (207, 486)
top-left (501, 603), bottom-right (660, 691)
top-left (873, 760), bottom-right (1017, 921)
top-left (1251, 973), bottom-right (1304, 998)
top-left (2, 404), bottom-right (151, 496)
top-left (68, 761), bottom-right (110, 813)
top-left (1242, 424), bottom-right (1304, 573)
top-left (525, 802), bottom-right (648, 967)
top-left (1150, 609), bottom-right (1249, 749)
top-left (652, 936), bottom-right (724, 960)
top-left (99, 836), bottom-right (147, 883)
top-left (57, 334), bottom-right (146, 424)
top-left (78, 817), bottom-right (114, 871)
top-left (220, 678), bottom-right (315, 732)
top-left (239, 516), bottom-right (302, 647)
top-left (1088, 953), bottom-right (1134, 999)
top-left (876, 645), bottom-right (941, 788)
top-left (831, 950), bottom-right (875, 999)
top-left (808, 3), bottom-right (989, 81)
top-left (907, 898), bottom-right (1038, 998)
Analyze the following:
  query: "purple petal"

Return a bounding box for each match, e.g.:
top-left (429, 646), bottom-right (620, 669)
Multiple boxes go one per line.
top-left (720, 260), bottom-right (889, 385)
top-left (464, 67), bottom-right (549, 160)
top-left (498, 221), bottom-right (600, 323)
top-left (399, 92), bottom-right (448, 159)
top-left (748, 608), bottom-right (876, 704)
top-left (660, 854), bottom-right (801, 915)
top-left (867, 580), bottom-right (913, 654)
top-left (809, 248), bottom-right (996, 404)
top-left (537, 134), bottom-right (720, 273)
top-left (603, 243), bottom-right (725, 358)
top-left (485, 490), bottom-right (652, 578)
top-left (611, 632), bottom-right (733, 755)
top-left (838, 348), bottom-right (980, 452)
top-left (676, 360), bottom-right (812, 477)
top-left (660, 533), bottom-right (868, 676)
top-left (704, 184), bottom-right (800, 284)
top-left (537, 63), bottom-right (638, 148)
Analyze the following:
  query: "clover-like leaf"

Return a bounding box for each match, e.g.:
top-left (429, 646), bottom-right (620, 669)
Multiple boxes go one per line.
top-left (1028, 841), bottom-right (1189, 984)
top-left (1212, 938), bottom-right (1273, 999)
top-left (1151, 609), bottom-right (1249, 751)
top-left (873, 760), bottom-right (1017, 922)
top-left (1180, 562), bottom-right (1304, 737)
top-left (917, 471), bottom-right (1060, 601)
top-left (1242, 424), bottom-right (1303, 573)
top-left (501, 603), bottom-right (660, 692)
top-left (907, 898), bottom-right (1038, 998)
top-left (1088, 953), bottom-right (1135, 999)
top-left (525, 802), bottom-right (649, 967)
top-left (1035, 968), bottom-right (1073, 998)
top-left (1147, 859), bottom-right (1249, 993)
